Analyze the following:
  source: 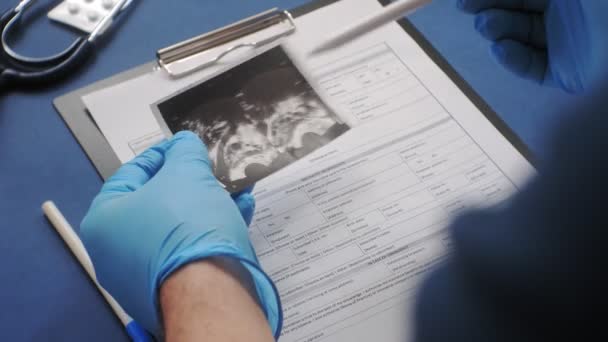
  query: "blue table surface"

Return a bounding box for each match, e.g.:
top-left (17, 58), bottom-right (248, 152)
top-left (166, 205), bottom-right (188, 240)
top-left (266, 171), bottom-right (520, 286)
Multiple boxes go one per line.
top-left (0, 0), bottom-right (574, 340)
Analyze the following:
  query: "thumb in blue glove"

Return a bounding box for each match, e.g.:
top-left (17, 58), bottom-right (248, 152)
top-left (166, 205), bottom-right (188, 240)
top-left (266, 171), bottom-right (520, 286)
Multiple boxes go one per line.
top-left (80, 131), bottom-right (282, 339)
top-left (232, 186), bottom-right (257, 226)
top-left (458, 0), bottom-right (608, 93)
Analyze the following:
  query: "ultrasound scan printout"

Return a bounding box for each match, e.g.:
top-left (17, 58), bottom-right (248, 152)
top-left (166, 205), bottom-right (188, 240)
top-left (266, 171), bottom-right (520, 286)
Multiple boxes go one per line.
top-left (153, 46), bottom-right (349, 193)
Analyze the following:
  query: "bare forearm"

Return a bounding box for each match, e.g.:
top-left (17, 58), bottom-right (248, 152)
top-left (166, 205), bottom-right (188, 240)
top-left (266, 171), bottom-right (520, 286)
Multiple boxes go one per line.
top-left (160, 258), bottom-right (274, 342)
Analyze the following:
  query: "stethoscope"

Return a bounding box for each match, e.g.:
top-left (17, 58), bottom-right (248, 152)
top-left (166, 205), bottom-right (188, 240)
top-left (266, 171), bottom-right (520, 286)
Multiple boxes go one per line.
top-left (0, 0), bottom-right (132, 89)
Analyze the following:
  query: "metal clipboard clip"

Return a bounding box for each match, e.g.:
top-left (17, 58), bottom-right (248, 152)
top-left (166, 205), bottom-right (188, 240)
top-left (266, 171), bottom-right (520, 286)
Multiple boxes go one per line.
top-left (156, 8), bottom-right (296, 78)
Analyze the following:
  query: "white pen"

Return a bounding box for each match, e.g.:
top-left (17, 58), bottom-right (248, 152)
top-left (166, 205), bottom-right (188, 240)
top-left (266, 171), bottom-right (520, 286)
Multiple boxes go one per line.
top-left (42, 201), bottom-right (151, 342)
top-left (309, 0), bottom-right (433, 55)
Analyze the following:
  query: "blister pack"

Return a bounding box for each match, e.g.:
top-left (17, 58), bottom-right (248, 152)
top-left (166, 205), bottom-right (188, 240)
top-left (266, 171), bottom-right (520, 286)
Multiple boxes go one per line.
top-left (47, 0), bottom-right (131, 33)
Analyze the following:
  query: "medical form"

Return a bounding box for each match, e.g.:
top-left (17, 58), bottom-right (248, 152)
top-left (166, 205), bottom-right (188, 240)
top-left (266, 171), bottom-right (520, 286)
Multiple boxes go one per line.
top-left (82, 0), bottom-right (535, 341)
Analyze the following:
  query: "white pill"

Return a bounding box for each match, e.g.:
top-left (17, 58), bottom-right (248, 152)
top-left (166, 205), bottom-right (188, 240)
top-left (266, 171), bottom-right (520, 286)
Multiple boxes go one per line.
top-left (102, 0), bottom-right (115, 10)
top-left (67, 2), bottom-right (80, 14)
top-left (87, 10), bottom-right (100, 21)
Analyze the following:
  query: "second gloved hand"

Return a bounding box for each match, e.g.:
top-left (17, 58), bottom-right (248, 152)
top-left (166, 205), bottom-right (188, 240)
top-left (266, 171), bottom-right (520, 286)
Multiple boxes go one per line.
top-left (458, 0), bottom-right (608, 93)
top-left (80, 131), bottom-right (282, 339)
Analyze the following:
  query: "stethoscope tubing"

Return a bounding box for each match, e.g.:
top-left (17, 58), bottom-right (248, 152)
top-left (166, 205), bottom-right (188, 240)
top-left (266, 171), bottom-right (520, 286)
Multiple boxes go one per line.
top-left (1, 39), bottom-right (94, 87)
top-left (0, 0), bottom-right (132, 90)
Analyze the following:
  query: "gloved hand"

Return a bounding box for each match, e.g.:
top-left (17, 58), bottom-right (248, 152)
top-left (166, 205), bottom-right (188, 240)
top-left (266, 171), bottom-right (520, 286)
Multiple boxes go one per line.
top-left (458, 0), bottom-right (608, 93)
top-left (80, 131), bottom-right (282, 339)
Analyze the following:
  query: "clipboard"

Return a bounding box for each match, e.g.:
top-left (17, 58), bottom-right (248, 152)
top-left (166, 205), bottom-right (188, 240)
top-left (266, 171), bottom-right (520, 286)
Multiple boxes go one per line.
top-left (53, 0), bottom-right (534, 181)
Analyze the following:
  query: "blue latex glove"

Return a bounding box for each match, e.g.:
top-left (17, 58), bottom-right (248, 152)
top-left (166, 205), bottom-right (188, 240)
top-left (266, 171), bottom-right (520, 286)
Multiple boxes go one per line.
top-left (80, 131), bottom-right (282, 339)
top-left (458, 0), bottom-right (608, 93)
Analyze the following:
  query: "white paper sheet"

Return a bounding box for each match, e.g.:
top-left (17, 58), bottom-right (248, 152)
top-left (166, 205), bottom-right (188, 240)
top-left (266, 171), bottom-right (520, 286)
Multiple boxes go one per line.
top-left (83, 1), bottom-right (535, 341)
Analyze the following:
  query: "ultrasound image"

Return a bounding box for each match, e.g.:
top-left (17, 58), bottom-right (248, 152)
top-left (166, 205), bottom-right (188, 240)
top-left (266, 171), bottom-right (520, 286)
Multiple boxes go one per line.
top-left (154, 46), bottom-right (349, 193)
